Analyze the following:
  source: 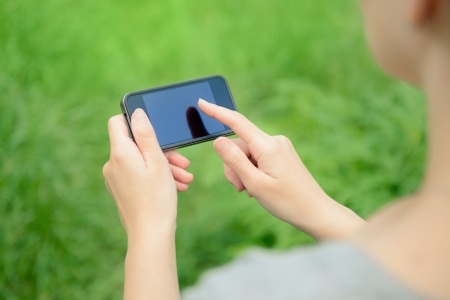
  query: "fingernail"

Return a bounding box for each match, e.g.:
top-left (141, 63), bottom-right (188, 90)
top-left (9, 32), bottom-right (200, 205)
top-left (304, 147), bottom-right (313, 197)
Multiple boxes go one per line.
top-left (133, 109), bottom-right (147, 121)
top-left (198, 98), bottom-right (214, 106)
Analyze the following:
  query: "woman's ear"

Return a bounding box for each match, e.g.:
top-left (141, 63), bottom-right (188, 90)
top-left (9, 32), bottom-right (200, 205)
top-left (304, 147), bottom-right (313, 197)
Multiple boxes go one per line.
top-left (409, 0), bottom-right (439, 25)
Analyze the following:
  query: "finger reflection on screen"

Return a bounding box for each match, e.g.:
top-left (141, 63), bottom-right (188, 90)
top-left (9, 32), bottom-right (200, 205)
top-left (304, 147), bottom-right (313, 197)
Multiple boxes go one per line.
top-left (186, 106), bottom-right (209, 139)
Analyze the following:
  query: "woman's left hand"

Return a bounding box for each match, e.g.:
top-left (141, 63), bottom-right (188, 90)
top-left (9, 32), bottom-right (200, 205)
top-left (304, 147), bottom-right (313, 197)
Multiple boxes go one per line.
top-left (103, 109), bottom-right (194, 235)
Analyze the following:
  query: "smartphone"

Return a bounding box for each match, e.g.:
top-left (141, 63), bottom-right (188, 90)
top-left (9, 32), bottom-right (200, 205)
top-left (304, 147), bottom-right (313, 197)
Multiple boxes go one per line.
top-left (120, 75), bottom-right (237, 150)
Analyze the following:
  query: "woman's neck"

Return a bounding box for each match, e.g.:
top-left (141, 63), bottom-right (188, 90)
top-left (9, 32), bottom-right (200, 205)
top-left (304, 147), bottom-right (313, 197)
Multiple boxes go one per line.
top-left (420, 46), bottom-right (450, 198)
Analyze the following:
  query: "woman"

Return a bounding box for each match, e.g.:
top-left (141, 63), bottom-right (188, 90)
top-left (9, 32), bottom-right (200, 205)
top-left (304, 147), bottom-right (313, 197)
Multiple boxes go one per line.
top-left (103, 0), bottom-right (450, 298)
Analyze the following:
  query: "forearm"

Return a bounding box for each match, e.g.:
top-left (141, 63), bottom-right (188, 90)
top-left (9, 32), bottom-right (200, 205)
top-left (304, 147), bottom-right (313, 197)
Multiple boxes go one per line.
top-left (291, 197), bottom-right (367, 241)
top-left (124, 225), bottom-right (180, 300)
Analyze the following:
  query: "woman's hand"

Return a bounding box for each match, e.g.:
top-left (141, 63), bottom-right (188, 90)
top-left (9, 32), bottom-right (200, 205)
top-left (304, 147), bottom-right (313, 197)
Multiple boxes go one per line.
top-left (103, 109), bottom-right (194, 236)
top-left (199, 99), bottom-right (365, 240)
top-left (103, 109), bottom-right (186, 299)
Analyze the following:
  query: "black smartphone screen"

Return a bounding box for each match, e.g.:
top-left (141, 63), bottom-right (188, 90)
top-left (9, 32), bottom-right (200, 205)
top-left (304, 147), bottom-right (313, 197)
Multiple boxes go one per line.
top-left (121, 75), bottom-right (237, 150)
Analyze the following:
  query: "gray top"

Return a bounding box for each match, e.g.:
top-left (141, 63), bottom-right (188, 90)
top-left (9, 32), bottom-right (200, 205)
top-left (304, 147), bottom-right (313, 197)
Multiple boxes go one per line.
top-left (182, 242), bottom-right (428, 300)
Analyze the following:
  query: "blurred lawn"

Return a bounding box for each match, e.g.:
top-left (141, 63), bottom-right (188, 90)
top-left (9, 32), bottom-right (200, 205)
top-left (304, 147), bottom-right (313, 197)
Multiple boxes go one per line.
top-left (0, 0), bottom-right (426, 299)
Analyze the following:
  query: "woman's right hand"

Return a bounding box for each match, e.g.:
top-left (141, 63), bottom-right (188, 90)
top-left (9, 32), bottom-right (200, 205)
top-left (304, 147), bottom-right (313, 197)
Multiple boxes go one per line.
top-left (199, 99), bottom-right (365, 240)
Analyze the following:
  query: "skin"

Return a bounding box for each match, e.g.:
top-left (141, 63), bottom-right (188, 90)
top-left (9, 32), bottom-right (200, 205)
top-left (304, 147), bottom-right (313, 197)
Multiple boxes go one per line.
top-left (103, 110), bottom-right (192, 300)
top-left (353, 0), bottom-right (450, 298)
top-left (103, 0), bottom-right (450, 298)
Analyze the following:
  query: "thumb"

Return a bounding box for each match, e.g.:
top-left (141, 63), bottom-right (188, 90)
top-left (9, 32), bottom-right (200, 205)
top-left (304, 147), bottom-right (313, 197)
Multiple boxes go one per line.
top-left (213, 137), bottom-right (262, 189)
top-left (131, 109), bottom-right (162, 163)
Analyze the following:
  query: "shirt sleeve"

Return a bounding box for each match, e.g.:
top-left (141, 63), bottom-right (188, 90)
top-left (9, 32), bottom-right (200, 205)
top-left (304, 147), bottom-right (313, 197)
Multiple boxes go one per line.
top-left (181, 242), bottom-right (426, 300)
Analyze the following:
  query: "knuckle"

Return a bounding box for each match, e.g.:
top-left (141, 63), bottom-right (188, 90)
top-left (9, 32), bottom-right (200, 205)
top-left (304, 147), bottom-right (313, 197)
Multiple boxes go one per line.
top-left (232, 110), bottom-right (244, 120)
top-left (263, 139), bottom-right (278, 154)
top-left (262, 135), bottom-right (293, 155)
top-left (224, 167), bottom-right (236, 180)
top-left (107, 116), bottom-right (114, 127)
top-left (102, 162), bottom-right (110, 178)
top-left (275, 135), bottom-right (292, 146)
top-left (107, 116), bottom-right (118, 129)
top-left (164, 150), bottom-right (175, 159)
top-left (228, 150), bottom-right (245, 168)
top-left (271, 135), bottom-right (293, 150)
top-left (229, 110), bottom-right (245, 127)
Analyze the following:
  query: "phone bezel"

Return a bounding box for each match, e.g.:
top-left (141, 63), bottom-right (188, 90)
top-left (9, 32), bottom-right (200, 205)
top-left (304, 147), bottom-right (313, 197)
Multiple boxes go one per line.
top-left (120, 75), bottom-right (237, 151)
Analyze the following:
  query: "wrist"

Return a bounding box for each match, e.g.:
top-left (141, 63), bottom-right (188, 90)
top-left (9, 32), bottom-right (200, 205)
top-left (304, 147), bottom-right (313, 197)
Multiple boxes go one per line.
top-left (127, 219), bottom-right (177, 245)
top-left (292, 196), bottom-right (366, 240)
top-left (124, 220), bottom-right (179, 300)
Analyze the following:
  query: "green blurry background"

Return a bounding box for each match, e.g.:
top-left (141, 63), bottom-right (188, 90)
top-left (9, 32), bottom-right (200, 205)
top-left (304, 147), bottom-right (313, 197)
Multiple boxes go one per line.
top-left (0, 0), bottom-right (426, 299)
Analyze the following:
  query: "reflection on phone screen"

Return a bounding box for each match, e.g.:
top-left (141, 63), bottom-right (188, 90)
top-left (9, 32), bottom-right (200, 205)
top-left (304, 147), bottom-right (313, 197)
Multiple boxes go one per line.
top-left (186, 106), bottom-right (209, 138)
top-left (142, 81), bottom-right (225, 146)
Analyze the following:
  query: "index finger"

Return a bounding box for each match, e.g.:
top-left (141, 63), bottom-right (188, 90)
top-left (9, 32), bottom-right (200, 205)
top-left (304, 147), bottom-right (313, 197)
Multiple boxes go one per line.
top-left (198, 99), bottom-right (269, 144)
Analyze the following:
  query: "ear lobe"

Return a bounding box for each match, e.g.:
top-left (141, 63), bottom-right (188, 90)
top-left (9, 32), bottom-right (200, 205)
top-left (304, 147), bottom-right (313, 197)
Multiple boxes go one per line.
top-left (409, 0), bottom-right (440, 25)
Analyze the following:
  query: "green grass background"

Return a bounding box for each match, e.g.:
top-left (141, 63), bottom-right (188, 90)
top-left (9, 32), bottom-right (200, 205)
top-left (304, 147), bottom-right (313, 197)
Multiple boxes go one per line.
top-left (0, 0), bottom-right (426, 299)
